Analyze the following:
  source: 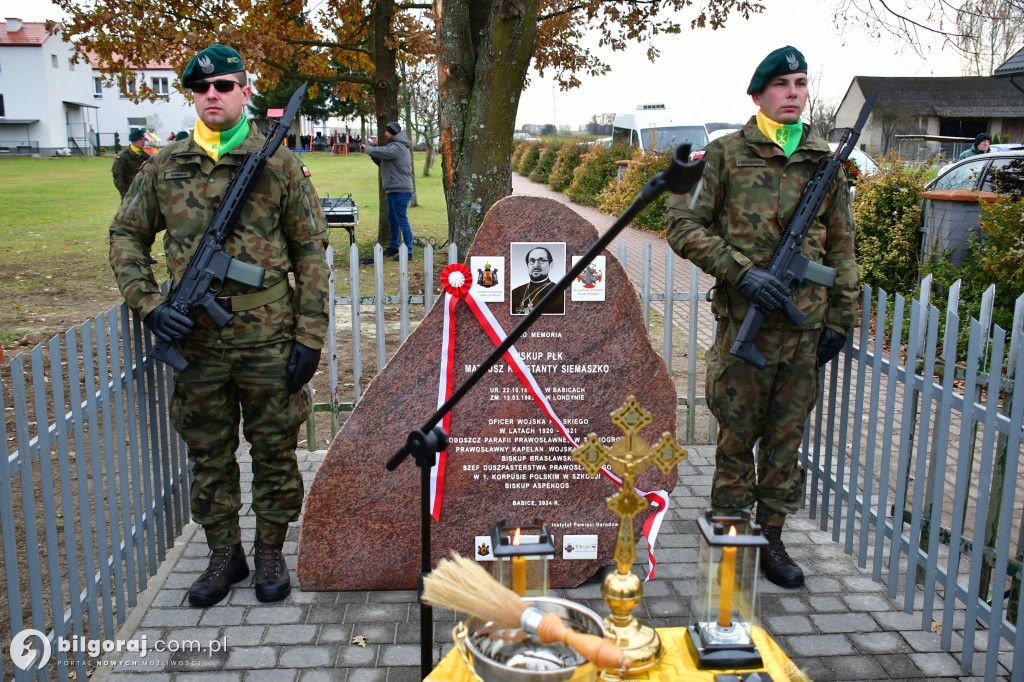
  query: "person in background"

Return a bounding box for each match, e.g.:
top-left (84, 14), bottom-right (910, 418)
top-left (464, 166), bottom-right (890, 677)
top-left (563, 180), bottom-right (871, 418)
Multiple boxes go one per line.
top-left (359, 122), bottom-right (414, 263)
top-left (957, 132), bottom-right (991, 160)
top-left (108, 44), bottom-right (330, 608)
top-left (112, 128), bottom-right (149, 199)
top-left (664, 46), bottom-right (860, 589)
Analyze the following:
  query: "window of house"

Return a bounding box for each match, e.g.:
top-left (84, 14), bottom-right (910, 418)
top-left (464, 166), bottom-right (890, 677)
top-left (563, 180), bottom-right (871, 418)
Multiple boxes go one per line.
top-left (51, 54), bottom-right (59, 68)
top-left (68, 57), bottom-right (75, 71)
top-left (151, 77), bottom-right (169, 96)
top-left (93, 77), bottom-right (103, 99)
top-left (120, 77), bottom-right (137, 99)
top-left (0, 94), bottom-right (5, 117)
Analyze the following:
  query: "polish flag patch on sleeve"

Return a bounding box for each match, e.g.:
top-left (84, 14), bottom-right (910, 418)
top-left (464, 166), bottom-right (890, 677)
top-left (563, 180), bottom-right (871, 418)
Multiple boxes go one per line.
top-left (301, 165), bottom-right (311, 177)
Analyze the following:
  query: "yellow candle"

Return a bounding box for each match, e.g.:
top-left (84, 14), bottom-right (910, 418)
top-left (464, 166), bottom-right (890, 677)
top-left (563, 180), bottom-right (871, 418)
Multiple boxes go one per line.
top-left (512, 555), bottom-right (527, 596)
top-left (717, 527), bottom-right (737, 628)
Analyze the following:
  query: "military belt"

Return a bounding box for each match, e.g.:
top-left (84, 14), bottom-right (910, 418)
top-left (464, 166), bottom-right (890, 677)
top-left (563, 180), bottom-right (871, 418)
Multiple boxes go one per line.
top-left (215, 279), bottom-right (290, 312)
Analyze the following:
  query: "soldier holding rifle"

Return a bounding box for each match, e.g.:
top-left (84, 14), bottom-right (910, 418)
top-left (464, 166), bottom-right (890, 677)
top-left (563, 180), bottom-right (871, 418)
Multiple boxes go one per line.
top-left (109, 45), bottom-right (330, 607)
top-left (665, 46), bottom-right (860, 588)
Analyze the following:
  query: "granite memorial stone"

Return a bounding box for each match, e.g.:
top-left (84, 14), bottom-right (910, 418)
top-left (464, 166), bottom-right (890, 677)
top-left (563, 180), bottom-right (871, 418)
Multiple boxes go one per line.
top-left (298, 195), bottom-right (679, 590)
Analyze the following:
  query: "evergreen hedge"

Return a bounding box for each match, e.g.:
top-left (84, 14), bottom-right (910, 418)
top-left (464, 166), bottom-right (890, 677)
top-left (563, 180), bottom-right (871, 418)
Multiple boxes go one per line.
top-left (548, 143), bottom-right (587, 192)
top-left (565, 143), bottom-right (632, 207)
top-left (529, 141), bottom-right (565, 184)
top-left (597, 147), bottom-right (674, 232)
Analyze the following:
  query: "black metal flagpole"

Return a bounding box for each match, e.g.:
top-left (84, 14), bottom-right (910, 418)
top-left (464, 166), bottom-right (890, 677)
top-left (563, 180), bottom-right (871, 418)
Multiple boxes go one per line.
top-left (385, 143), bottom-right (705, 679)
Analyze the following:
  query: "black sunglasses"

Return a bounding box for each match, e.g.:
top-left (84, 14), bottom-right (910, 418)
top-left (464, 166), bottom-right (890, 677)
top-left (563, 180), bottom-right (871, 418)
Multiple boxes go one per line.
top-left (190, 79), bottom-right (241, 94)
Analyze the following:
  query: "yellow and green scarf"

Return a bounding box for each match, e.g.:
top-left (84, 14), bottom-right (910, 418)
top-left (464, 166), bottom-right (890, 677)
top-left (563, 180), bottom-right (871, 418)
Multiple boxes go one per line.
top-left (756, 110), bottom-right (803, 157)
top-left (194, 116), bottom-right (250, 161)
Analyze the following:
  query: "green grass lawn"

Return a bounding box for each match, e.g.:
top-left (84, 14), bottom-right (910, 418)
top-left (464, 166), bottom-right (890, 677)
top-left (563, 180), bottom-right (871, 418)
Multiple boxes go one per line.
top-left (0, 151), bottom-right (449, 346)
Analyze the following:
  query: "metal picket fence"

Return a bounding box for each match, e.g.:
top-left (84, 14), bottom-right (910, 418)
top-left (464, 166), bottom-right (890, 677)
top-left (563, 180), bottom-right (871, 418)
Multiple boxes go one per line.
top-left (3, 239), bottom-right (1022, 680)
top-left (801, 276), bottom-right (1024, 680)
top-left (1, 305), bottom-right (187, 682)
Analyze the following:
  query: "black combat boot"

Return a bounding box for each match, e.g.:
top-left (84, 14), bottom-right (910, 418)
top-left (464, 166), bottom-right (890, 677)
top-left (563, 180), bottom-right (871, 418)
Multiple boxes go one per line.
top-left (188, 542), bottom-right (249, 607)
top-left (760, 525), bottom-right (804, 588)
top-left (254, 540), bottom-right (291, 603)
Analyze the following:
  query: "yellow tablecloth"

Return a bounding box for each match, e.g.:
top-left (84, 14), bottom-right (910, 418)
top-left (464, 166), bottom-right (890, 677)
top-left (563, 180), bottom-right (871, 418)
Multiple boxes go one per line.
top-left (426, 625), bottom-right (806, 681)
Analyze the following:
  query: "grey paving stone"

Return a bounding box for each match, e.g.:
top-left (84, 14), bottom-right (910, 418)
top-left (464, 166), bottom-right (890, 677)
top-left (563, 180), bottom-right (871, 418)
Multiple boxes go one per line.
top-left (763, 614), bottom-right (814, 635)
top-left (873, 609), bottom-right (928, 630)
top-left (140, 609), bottom-right (202, 628)
top-left (809, 612), bottom-right (878, 633)
top-left (339, 669), bottom-right (385, 682)
top-left (262, 623), bottom-right (320, 645)
top-left (343, 603), bottom-right (410, 623)
top-left (245, 669), bottom-right (297, 682)
top-left (244, 605), bottom-right (307, 625)
top-left (105, 672), bottom-right (173, 682)
top-left (223, 645), bottom-right (278, 669)
top-left (783, 633), bottom-right (856, 657)
top-left (385, 667), bottom-right (425, 682)
top-left (150, 589), bottom-right (189, 607)
top-left (826, 653), bottom-right (890, 681)
top-left (222, 625), bottom-right (266, 647)
top-left (164, 627), bottom-right (222, 644)
top-left (166, 648), bottom-right (228, 671)
top-left (319, 623), bottom-right (356, 644)
top-left (336, 643), bottom-right (379, 667)
top-left (776, 595), bottom-right (811, 613)
top-left (278, 645), bottom-right (339, 668)
top-left (806, 595), bottom-right (849, 613)
top-left (378, 644), bottom-right (421, 667)
top-left (346, 622), bottom-right (398, 644)
top-left (199, 606), bottom-right (247, 627)
top-left (902, 628), bottom-right (957, 653)
top-left (909, 651), bottom-right (965, 677)
top-left (301, 670), bottom-right (351, 682)
top-left (840, 592), bottom-right (893, 612)
top-left (306, 604), bottom-right (348, 624)
top-left (871, 652), bottom-right (926, 678)
top-left (173, 673), bottom-right (243, 682)
top-left (849, 631), bottom-right (912, 654)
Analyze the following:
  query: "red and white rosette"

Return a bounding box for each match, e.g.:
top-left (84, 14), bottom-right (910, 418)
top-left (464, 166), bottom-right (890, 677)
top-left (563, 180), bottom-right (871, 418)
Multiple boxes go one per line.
top-left (431, 263), bottom-right (670, 579)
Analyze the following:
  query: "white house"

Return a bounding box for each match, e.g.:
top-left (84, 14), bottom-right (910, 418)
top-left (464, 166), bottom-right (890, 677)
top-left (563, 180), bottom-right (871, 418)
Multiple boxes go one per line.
top-left (0, 18), bottom-right (97, 156)
top-left (87, 51), bottom-right (198, 149)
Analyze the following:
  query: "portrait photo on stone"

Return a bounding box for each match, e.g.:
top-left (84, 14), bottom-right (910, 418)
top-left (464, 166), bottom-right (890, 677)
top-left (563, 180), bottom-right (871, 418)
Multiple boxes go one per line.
top-left (510, 241), bottom-right (566, 316)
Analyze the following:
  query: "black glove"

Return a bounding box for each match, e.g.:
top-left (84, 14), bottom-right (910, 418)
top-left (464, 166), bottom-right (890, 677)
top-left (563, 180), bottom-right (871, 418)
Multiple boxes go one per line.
top-left (143, 303), bottom-right (193, 342)
top-left (286, 342), bottom-right (321, 393)
top-left (816, 328), bottom-right (847, 367)
top-left (736, 267), bottom-right (791, 312)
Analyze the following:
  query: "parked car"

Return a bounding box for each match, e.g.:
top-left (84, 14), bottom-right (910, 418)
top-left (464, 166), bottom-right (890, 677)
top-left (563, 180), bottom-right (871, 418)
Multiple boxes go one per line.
top-left (925, 150), bottom-right (1024, 193)
top-left (920, 150), bottom-right (1024, 266)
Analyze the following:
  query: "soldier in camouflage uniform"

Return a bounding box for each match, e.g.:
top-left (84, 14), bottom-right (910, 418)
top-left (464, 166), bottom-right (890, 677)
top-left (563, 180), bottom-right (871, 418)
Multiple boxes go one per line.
top-left (109, 45), bottom-right (330, 607)
top-left (111, 128), bottom-right (149, 199)
top-left (665, 46), bottom-right (860, 588)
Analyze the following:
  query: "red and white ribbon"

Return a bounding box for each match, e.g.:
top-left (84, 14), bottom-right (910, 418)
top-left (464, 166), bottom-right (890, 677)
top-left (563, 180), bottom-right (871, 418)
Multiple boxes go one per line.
top-left (432, 264), bottom-right (670, 579)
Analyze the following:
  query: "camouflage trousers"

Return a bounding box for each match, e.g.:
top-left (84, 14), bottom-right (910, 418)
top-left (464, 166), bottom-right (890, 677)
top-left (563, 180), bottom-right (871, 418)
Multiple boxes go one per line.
top-left (706, 319), bottom-right (819, 526)
top-left (170, 341), bottom-right (311, 549)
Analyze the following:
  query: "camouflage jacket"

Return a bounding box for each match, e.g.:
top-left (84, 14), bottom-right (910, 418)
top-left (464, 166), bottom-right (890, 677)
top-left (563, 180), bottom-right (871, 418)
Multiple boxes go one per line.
top-left (109, 122), bottom-right (331, 350)
top-left (665, 116), bottom-right (860, 334)
top-left (111, 146), bottom-right (150, 199)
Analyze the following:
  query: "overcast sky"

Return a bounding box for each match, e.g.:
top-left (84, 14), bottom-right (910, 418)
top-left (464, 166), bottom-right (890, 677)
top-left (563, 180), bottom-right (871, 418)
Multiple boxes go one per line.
top-left (16, 0), bottom-right (967, 128)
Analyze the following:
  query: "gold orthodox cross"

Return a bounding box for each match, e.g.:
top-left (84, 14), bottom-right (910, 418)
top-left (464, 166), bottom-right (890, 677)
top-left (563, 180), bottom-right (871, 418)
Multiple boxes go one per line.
top-left (571, 396), bottom-right (688, 574)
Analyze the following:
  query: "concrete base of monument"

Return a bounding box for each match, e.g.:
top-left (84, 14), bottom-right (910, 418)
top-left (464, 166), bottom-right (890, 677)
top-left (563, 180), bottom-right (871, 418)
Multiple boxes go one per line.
top-left (296, 195), bottom-right (680, 591)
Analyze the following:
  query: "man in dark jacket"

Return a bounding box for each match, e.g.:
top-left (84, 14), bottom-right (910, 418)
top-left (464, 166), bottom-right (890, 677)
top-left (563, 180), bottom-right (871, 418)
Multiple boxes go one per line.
top-left (360, 122), bottom-right (414, 263)
top-left (957, 132), bottom-right (991, 160)
top-left (111, 128), bottom-right (149, 199)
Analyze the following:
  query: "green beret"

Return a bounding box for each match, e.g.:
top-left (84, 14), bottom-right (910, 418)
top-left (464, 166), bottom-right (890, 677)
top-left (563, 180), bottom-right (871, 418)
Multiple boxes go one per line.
top-left (181, 44), bottom-right (245, 87)
top-left (747, 46), bottom-right (807, 95)
top-left (128, 128), bottom-right (145, 142)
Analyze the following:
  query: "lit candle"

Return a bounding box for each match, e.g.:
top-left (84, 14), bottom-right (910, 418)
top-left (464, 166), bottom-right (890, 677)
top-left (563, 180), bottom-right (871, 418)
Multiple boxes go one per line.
top-left (717, 526), bottom-right (737, 628)
top-left (512, 527), bottom-right (526, 596)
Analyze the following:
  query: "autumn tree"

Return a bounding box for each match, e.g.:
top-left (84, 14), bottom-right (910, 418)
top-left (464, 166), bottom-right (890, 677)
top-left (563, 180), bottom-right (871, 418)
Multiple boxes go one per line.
top-left (806, 70), bottom-right (839, 140)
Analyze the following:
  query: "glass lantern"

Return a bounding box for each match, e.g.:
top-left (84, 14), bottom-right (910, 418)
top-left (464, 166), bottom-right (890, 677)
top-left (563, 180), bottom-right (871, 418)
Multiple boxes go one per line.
top-left (490, 516), bottom-right (555, 597)
top-left (685, 508), bottom-right (769, 669)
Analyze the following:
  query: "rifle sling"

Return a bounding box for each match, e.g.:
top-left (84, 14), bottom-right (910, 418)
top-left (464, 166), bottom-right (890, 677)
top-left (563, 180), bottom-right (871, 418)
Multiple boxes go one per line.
top-left (215, 279), bottom-right (290, 312)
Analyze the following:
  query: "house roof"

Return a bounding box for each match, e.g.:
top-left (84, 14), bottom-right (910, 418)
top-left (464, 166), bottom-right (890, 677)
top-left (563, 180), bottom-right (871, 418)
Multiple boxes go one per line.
top-left (854, 76), bottom-right (1024, 117)
top-left (0, 20), bottom-right (57, 46)
top-left (85, 50), bottom-right (175, 72)
top-left (994, 45), bottom-right (1024, 77)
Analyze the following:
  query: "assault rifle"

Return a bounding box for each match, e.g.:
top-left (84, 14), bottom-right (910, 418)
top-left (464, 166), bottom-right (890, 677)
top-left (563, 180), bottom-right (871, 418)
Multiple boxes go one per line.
top-left (151, 83), bottom-right (308, 371)
top-left (730, 94), bottom-right (876, 369)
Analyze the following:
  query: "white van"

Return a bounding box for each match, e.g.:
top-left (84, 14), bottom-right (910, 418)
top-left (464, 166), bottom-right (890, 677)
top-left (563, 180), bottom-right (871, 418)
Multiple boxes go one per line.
top-left (612, 104), bottom-right (709, 154)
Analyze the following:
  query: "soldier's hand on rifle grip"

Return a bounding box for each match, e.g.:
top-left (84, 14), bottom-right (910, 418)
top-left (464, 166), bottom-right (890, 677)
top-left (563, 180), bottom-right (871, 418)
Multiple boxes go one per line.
top-left (286, 342), bottom-right (321, 393)
top-left (816, 328), bottom-right (847, 367)
top-left (737, 266), bottom-right (790, 313)
top-left (144, 303), bottom-right (194, 342)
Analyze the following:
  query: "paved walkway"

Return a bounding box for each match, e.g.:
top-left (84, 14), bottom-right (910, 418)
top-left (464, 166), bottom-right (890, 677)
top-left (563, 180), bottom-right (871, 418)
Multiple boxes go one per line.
top-left (93, 446), bottom-right (1007, 681)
